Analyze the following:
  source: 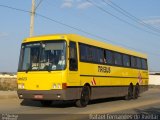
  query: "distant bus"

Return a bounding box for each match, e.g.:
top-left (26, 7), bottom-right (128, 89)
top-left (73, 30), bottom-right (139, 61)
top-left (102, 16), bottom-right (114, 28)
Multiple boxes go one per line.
top-left (17, 34), bottom-right (148, 107)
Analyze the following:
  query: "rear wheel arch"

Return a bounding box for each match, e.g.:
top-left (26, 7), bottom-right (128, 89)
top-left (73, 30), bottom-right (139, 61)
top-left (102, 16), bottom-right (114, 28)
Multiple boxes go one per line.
top-left (84, 83), bottom-right (91, 96)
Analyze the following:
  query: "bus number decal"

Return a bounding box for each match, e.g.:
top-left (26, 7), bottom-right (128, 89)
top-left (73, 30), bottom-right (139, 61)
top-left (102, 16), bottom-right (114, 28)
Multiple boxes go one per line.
top-left (98, 66), bottom-right (111, 73)
top-left (18, 77), bottom-right (27, 81)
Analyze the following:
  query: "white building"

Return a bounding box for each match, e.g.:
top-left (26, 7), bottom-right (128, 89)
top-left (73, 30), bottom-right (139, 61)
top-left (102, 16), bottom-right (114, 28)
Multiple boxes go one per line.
top-left (0, 74), bottom-right (17, 78)
top-left (149, 72), bottom-right (160, 85)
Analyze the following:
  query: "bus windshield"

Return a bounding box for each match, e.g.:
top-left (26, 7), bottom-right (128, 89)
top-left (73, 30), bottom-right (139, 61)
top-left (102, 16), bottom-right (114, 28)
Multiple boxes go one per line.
top-left (18, 40), bottom-right (66, 71)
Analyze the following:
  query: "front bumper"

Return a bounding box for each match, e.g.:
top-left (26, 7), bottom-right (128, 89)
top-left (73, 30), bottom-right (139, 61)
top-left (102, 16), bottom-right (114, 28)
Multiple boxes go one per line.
top-left (17, 88), bottom-right (81, 100)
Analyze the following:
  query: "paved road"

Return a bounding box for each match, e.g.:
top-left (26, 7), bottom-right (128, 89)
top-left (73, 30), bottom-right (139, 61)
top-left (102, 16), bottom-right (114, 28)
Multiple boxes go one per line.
top-left (0, 88), bottom-right (160, 120)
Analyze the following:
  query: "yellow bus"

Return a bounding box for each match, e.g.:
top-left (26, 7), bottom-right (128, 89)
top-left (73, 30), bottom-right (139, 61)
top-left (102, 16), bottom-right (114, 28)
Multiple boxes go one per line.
top-left (17, 34), bottom-right (148, 107)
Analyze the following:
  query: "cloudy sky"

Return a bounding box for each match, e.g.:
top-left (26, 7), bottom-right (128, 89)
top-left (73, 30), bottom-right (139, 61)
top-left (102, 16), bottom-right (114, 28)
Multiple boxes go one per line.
top-left (0, 0), bottom-right (160, 72)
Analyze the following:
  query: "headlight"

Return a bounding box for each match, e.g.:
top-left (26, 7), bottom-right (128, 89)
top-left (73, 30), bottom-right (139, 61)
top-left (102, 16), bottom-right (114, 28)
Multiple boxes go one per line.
top-left (53, 84), bottom-right (56, 89)
top-left (18, 83), bottom-right (25, 89)
top-left (52, 83), bottom-right (61, 89)
top-left (57, 83), bottom-right (61, 89)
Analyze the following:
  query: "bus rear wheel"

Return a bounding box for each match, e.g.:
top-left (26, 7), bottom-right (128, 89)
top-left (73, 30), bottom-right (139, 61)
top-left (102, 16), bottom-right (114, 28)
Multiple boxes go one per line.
top-left (133, 84), bottom-right (139, 99)
top-left (125, 84), bottom-right (133, 100)
top-left (76, 86), bottom-right (90, 107)
top-left (40, 100), bottom-right (52, 107)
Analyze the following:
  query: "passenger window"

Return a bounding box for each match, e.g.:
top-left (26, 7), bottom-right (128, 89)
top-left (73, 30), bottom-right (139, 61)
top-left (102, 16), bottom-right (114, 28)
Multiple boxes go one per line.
top-left (79, 44), bottom-right (87, 61)
top-left (87, 46), bottom-right (94, 62)
top-left (137, 57), bottom-right (142, 69)
top-left (131, 56), bottom-right (137, 68)
top-left (114, 52), bottom-right (122, 66)
top-left (142, 59), bottom-right (147, 70)
top-left (105, 50), bottom-right (113, 64)
top-left (123, 54), bottom-right (130, 67)
top-left (92, 47), bottom-right (98, 63)
top-left (97, 48), bottom-right (104, 63)
top-left (69, 41), bottom-right (78, 71)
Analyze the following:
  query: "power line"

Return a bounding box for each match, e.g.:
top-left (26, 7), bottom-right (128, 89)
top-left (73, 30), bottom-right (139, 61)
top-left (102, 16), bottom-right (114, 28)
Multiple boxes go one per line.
top-left (36, 14), bottom-right (160, 56)
top-left (86, 0), bottom-right (160, 37)
top-left (0, 4), bottom-right (118, 44)
top-left (0, 4), bottom-right (159, 56)
top-left (0, 4), bottom-right (30, 13)
top-left (102, 0), bottom-right (160, 34)
top-left (35, 0), bottom-right (44, 11)
top-left (106, 0), bottom-right (160, 32)
top-left (35, 13), bottom-right (120, 44)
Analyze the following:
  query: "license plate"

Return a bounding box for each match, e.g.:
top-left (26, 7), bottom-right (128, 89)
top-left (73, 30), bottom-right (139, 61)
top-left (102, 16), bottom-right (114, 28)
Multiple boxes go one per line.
top-left (34, 95), bottom-right (43, 99)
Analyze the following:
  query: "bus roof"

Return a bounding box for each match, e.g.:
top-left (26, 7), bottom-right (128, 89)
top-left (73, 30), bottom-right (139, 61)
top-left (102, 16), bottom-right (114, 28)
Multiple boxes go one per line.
top-left (23, 34), bottom-right (147, 58)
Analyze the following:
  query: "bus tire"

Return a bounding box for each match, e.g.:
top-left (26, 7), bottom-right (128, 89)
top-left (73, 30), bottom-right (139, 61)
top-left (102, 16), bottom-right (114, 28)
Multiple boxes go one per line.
top-left (125, 84), bottom-right (133, 100)
top-left (40, 100), bottom-right (52, 107)
top-left (76, 85), bottom-right (90, 107)
top-left (133, 84), bottom-right (139, 99)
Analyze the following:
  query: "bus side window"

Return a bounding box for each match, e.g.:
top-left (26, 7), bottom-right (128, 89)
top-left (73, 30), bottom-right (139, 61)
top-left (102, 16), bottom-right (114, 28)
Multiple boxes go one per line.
top-left (137, 57), bottom-right (142, 69)
top-left (105, 50), bottom-right (113, 65)
top-left (142, 59), bottom-right (148, 70)
top-left (123, 54), bottom-right (131, 67)
top-left (87, 46), bottom-right (94, 62)
top-left (69, 41), bottom-right (78, 71)
top-left (97, 48), bottom-right (104, 63)
top-left (131, 56), bottom-right (137, 68)
top-left (114, 52), bottom-right (122, 66)
top-left (79, 44), bottom-right (87, 61)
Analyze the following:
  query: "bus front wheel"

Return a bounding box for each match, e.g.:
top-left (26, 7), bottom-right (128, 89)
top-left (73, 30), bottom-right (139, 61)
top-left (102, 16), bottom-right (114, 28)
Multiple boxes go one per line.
top-left (76, 86), bottom-right (90, 107)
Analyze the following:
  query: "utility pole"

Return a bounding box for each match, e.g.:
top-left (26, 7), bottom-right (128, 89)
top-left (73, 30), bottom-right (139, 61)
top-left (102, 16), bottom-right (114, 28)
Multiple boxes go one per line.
top-left (30, 0), bottom-right (35, 37)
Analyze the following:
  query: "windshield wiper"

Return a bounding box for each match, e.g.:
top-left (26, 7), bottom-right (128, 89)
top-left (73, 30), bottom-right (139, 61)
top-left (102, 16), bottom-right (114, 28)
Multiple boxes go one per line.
top-left (47, 65), bottom-right (52, 72)
top-left (25, 67), bottom-right (31, 73)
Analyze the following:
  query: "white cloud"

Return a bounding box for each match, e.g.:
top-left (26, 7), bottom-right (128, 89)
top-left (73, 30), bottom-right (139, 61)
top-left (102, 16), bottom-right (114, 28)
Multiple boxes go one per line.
top-left (142, 17), bottom-right (160, 26)
top-left (61, 2), bottom-right (73, 8)
top-left (77, 2), bottom-right (92, 9)
top-left (61, 0), bottom-right (73, 8)
top-left (61, 0), bottom-right (92, 9)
